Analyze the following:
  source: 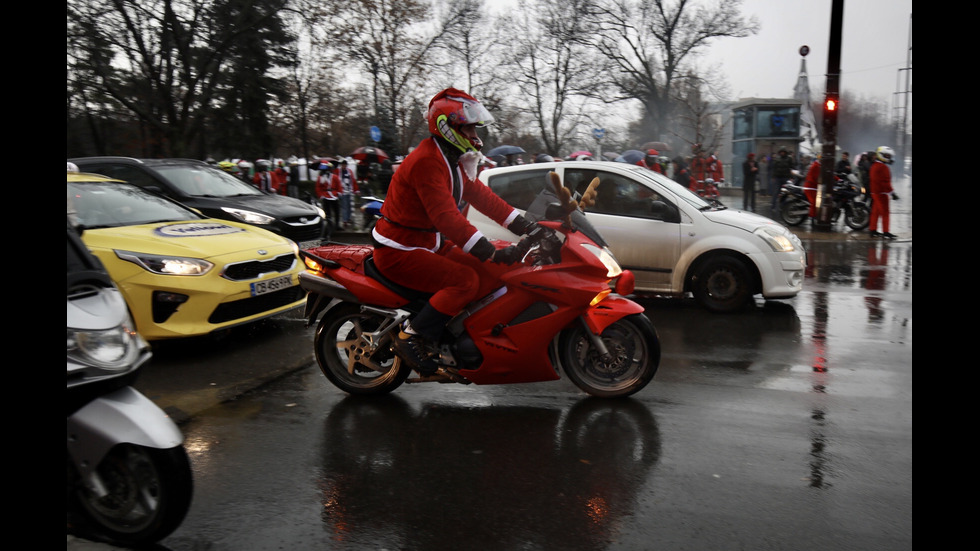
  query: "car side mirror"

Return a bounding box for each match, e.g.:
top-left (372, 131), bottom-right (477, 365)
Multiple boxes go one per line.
top-left (651, 200), bottom-right (679, 223)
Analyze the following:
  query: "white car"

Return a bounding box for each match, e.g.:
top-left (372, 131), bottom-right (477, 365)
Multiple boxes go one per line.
top-left (467, 161), bottom-right (806, 313)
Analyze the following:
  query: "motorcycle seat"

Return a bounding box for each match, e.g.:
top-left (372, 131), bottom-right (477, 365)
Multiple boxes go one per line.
top-left (364, 256), bottom-right (432, 301)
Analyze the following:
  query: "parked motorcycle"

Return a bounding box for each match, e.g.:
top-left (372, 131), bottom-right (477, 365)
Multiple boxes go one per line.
top-left (830, 173), bottom-right (870, 230)
top-left (778, 172), bottom-right (869, 230)
top-left (298, 173), bottom-right (660, 398)
top-left (776, 176), bottom-right (810, 227)
top-left (67, 220), bottom-right (193, 546)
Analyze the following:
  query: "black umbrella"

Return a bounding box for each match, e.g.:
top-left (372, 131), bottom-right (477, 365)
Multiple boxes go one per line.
top-left (486, 145), bottom-right (526, 157)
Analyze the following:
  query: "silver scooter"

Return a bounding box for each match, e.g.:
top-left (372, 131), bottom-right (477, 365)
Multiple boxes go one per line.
top-left (66, 219), bottom-right (193, 546)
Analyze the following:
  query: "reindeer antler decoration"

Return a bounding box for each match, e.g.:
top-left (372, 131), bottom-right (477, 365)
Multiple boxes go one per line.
top-left (548, 172), bottom-right (601, 227)
top-left (579, 177), bottom-right (600, 209)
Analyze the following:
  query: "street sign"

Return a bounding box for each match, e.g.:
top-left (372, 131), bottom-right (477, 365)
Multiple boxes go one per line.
top-left (593, 128), bottom-right (605, 140)
top-left (370, 126), bottom-right (381, 143)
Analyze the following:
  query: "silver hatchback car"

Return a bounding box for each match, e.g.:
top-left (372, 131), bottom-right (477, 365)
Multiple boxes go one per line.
top-left (467, 161), bottom-right (806, 313)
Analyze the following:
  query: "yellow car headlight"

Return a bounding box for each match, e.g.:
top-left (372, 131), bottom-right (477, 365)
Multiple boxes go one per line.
top-left (115, 250), bottom-right (213, 275)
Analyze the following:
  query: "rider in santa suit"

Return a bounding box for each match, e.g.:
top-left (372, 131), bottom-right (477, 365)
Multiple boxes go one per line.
top-left (371, 88), bottom-right (537, 375)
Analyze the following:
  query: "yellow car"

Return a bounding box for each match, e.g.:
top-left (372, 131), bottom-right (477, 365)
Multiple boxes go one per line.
top-left (68, 172), bottom-right (306, 341)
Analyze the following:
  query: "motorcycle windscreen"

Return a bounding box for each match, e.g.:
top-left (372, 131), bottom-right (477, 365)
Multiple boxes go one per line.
top-left (524, 188), bottom-right (609, 248)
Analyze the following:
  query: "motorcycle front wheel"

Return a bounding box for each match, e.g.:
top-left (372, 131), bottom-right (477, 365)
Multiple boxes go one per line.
top-left (779, 199), bottom-right (808, 226)
top-left (845, 202), bottom-right (870, 230)
top-left (315, 303), bottom-right (410, 395)
top-left (557, 314), bottom-right (660, 398)
top-left (68, 444), bottom-right (193, 547)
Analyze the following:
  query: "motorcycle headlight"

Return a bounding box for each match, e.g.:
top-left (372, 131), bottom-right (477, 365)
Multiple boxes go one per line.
top-left (221, 207), bottom-right (276, 225)
top-left (756, 226), bottom-right (797, 253)
top-left (115, 250), bottom-right (213, 275)
top-left (581, 243), bottom-right (622, 278)
top-left (67, 316), bottom-right (142, 371)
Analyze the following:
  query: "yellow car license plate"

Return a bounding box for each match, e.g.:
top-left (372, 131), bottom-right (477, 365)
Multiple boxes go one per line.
top-left (251, 275), bottom-right (294, 296)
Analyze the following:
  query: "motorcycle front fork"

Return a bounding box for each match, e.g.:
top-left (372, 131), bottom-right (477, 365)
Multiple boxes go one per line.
top-left (579, 317), bottom-right (612, 362)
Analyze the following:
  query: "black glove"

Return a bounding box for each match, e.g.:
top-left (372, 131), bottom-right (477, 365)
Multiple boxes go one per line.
top-left (470, 237), bottom-right (496, 262)
top-left (891, 192), bottom-right (899, 201)
top-left (507, 214), bottom-right (538, 236)
top-left (492, 244), bottom-right (525, 265)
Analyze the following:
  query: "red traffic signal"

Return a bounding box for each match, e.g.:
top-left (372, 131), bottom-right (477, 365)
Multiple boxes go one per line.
top-left (825, 98), bottom-right (838, 112)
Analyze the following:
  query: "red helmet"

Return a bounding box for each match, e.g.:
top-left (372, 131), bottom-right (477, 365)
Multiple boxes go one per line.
top-left (426, 88), bottom-right (494, 153)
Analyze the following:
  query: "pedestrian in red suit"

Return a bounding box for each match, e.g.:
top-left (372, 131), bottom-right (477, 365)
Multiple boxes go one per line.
top-left (803, 158), bottom-right (820, 220)
top-left (869, 146), bottom-right (898, 239)
top-left (372, 88), bottom-right (538, 375)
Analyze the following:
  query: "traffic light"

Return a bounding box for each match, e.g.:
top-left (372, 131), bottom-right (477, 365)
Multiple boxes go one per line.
top-left (822, 93), bottom-right (839, 142)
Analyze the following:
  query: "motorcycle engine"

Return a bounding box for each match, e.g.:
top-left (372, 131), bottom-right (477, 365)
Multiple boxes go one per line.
top-left (454, 334), bottom-right (484, 370)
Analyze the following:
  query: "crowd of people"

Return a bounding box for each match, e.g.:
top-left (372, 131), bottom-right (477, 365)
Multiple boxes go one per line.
top-left (208, 155), bottom-right (386, 232)
top-left (210, 137), bottom-right (899, 243)
top-left (737, 145), bottom-right (900, 237)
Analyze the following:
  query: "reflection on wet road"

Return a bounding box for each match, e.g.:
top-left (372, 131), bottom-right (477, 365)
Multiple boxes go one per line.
top-left (158, 238), bottom-right (911, 551)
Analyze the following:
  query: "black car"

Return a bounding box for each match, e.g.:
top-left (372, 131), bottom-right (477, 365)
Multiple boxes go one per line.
top-left (69, 157), bottom-right (324, 246)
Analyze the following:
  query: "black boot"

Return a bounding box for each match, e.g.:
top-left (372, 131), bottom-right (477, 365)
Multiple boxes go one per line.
top-left (391, 329), bottom-right (439, 375)
top-left (391, 303), bottom-right (452, 376)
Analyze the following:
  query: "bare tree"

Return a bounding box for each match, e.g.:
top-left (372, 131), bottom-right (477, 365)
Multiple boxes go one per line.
top-left (589, 0), bottom-right (758, 145)
top-left (501, 0), bottom-right (606, 156)
top-left (68, 0), bottom-right (294, 158)
top-left (431, 0), bottom-right (511, 110)
top-left (314, 0), bottom-right (468, 155)
top-left (670, 72), bottom-right (729, 154)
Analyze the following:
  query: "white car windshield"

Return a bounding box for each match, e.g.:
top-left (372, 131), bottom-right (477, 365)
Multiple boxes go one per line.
top-left (625, 166), bottom-right (715, 210)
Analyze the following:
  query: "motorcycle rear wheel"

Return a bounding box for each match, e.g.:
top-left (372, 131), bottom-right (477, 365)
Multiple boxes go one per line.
top-left (779, 199), bottom-right (808, 226)
top-left (845, 202), bottom-right (870, 230)
top-left (67, 444), bottom-right (193, 547)
top-left (557, 314), bottom-right (660, 398)
top-left (315, 303), bottom-right (410, 395)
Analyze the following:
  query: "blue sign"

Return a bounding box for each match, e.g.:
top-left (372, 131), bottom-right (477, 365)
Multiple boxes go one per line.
top-left (593, 128), bottom-right (605, 140)
top-left (370, 126), bottom-right (381, 142)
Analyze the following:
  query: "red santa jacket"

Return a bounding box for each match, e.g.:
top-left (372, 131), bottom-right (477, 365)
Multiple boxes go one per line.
top-left (330, 166), bottom-right (359, 195)
top-left (253, 171), bottom-right (275, 193)
top-left (315, 171), bottom-right (339, 199)
top-left (869, 161), bottom-right (893, 195)
top-left (372, 137), bottom-right (519, 253)
top-left (803, 160), bottom-right (820, 191)
top-left (708, 157), bottom-right (724, 181)
top-left (690, 156), bottom-right (709, 182)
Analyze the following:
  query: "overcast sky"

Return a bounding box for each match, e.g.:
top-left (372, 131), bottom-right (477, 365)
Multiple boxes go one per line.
top-left (699, 0), bottom-right (912, 105)
top-left (487, 0), bottom-right (912, 107)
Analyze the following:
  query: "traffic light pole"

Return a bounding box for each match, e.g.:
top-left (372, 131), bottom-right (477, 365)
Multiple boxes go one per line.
top-left (815, 0), bottom-right (844, 231)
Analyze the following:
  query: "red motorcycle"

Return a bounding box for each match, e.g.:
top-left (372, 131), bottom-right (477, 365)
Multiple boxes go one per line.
top-left (298, 173), bottom-right (660, 398)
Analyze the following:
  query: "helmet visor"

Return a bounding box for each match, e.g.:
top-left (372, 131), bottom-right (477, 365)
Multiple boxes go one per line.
top-left (451, 95), bottom-right (494, 127)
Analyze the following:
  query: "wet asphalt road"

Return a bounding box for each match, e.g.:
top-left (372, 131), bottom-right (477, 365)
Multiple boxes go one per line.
top-left (69, 180), bottom-right (912, 551)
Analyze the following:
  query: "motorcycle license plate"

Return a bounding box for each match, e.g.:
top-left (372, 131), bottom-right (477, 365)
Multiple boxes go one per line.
top-left (251, 275), bottom-right (295, 296)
